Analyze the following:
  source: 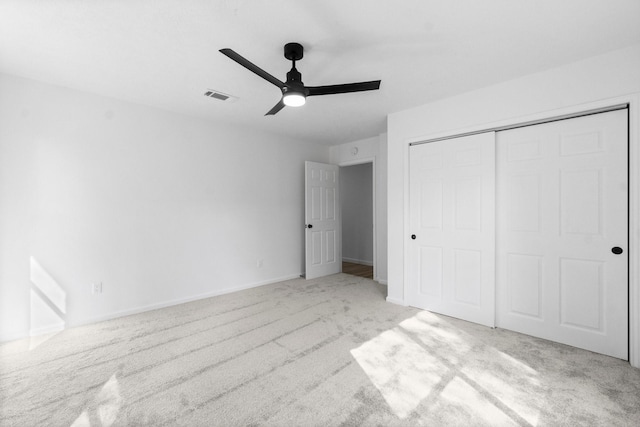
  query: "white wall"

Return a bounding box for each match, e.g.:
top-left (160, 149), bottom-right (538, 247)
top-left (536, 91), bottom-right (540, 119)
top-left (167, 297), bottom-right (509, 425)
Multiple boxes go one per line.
top-left (387, 43), bottom-right (640, 305)
top-left (0, 73), bottom-right (329, 342)
top-left (330, 133), bottom-right (388, 283)
top-left (340, 163), bottom-right (373, 265)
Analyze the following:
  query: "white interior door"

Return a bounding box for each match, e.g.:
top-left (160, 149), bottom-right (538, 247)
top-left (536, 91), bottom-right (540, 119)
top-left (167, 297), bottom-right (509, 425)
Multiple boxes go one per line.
top-left (496, 109), bottom-right (628, 359)
top-left (305, 161), bottom-right (341, 280)
top-left (408, 132), bottom-right (496, 327)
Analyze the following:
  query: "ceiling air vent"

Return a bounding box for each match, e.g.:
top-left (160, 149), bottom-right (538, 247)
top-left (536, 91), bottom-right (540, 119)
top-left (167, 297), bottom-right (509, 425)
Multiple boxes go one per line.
top-left (204, 89), bottom-right (237, 102)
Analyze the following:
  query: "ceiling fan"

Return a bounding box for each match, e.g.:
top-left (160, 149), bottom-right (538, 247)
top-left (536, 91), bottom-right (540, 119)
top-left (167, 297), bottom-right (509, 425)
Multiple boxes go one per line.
top-left (219, 42), bottom-right (381, 115)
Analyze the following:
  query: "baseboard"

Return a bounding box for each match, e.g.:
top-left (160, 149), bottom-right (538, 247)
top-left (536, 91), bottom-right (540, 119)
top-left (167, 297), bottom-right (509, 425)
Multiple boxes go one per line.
top-left (0, 330), bottom-right (29, 343)
top-left (377, 279), bottom-right (388, 285)
top-left (82, 273), bottom-right (302, 327)
top-left (386, 296), bottom-right (406, 306)
top-left (0, 324), bottom-right (65, 343)
top-left (342, 257), bottom-right (373, 266)
top-left (29, 323), bottom-right (65, 337)
top-left (1, 273), bottom-right (302, 343)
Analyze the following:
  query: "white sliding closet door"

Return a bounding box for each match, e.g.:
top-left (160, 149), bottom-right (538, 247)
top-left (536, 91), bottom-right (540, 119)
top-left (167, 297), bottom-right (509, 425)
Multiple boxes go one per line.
top-left (496, 110), bottom-right (628, 359)
top-left (408, 132), bottom-right (496, 327)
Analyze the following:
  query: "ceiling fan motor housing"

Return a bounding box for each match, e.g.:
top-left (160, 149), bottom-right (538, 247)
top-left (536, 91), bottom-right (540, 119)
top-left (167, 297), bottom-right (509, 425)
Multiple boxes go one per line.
top-left (285, 67), bottom-right (307, 94)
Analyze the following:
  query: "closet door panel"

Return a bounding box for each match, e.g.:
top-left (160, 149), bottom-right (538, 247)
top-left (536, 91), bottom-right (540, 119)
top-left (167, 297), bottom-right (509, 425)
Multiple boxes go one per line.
top-left (496, 109), bottom-right (628, 359)
top-left (409, 132), bottom-right (496, 327)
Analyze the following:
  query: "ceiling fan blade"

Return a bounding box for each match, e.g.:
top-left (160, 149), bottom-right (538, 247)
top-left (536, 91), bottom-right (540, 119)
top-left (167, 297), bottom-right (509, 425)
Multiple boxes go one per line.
top-left (219, 48), bottom-right (285, 89)
top-left (265, 99), bottom-right (286, 116)
top-left (307, 80), bottom-right (381, 96)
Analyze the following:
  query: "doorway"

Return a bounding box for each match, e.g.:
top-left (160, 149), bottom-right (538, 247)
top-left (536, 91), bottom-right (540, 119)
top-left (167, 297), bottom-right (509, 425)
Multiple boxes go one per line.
top-left (340, 162), bottom-right (374, 279)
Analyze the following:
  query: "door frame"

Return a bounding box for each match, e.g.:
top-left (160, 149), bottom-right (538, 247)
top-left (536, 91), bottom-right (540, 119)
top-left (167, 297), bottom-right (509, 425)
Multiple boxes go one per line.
top-left (401, 93), bottom-right (640, 368)
top-left (339, 157), bottom-right (377, 281)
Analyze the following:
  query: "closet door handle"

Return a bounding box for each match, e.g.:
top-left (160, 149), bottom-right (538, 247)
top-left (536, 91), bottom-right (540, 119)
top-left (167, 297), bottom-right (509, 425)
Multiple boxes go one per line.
top-left (611, 246), bottom-right (623, 255)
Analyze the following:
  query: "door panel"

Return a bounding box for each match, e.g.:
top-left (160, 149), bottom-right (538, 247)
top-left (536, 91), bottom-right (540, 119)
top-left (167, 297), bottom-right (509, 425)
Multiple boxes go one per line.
top-left (496, 109), bottom-right (628, 359)
top-left (305, 161), bottom-right (341, 280)
top-left (408, 132), bottom-right (496, 327)
top-left (506, 253), bottom-right (543, 318)
top-left (559, 258), bottom-right (603, 330)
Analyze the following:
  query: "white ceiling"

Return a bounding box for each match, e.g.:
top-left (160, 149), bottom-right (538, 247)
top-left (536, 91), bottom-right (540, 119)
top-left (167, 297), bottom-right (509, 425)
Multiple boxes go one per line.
top-left (1, 0), bottom-right (639, 146)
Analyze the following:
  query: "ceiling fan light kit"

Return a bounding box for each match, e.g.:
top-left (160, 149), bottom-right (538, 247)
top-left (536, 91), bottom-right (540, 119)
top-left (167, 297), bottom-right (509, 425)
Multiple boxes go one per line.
top-left (283, 91), bottom-right (306, 107)
top-left (219, 42), bottom-right (381, 115)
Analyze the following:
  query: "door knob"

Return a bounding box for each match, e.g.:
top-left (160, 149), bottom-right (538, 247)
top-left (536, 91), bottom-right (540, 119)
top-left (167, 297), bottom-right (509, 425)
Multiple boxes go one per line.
top-left (411, 234), bottom-right (416, 240)
top-left (612, 246), bottom-right (623, 255)
top-left (306, 224), bottom-right (313, 229)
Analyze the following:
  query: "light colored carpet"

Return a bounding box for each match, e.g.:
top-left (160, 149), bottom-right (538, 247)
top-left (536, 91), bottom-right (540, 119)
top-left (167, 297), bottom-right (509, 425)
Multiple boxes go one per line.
top-left (1, 274), bottom-right (639, 426)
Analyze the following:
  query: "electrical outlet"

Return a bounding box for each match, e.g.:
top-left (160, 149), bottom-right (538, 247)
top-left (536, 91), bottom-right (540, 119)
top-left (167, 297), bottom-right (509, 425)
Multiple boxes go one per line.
top-left (91, 283), bottom-right (103, 294)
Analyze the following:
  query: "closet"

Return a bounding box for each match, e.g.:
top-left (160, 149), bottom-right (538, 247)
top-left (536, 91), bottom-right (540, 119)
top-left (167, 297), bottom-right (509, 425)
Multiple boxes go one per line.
top-left (408, 108), bottom-right (628, 359)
